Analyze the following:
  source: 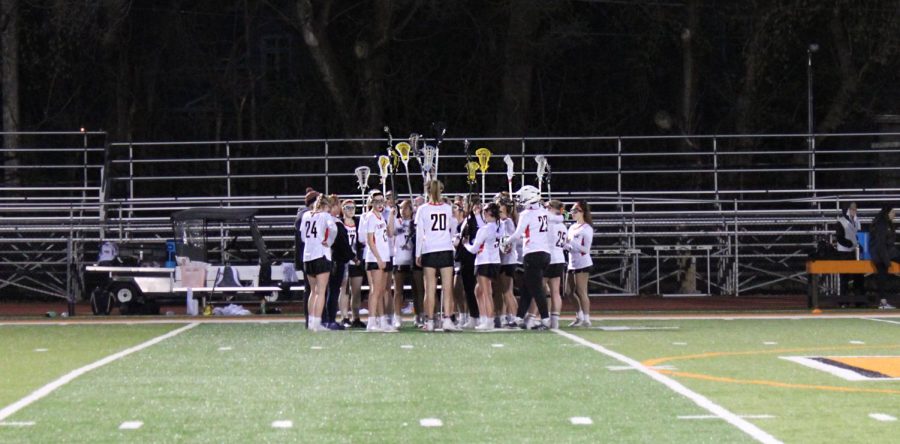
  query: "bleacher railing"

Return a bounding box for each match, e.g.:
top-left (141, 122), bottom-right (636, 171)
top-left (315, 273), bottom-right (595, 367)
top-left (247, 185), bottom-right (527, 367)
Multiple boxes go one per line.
top-left (3, 131), bottom-right (900, 300)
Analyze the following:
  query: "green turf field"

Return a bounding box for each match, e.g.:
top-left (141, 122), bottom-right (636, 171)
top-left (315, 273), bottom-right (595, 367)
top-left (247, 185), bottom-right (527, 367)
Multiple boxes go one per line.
top-left (0, 316), bottom-right (897, 443)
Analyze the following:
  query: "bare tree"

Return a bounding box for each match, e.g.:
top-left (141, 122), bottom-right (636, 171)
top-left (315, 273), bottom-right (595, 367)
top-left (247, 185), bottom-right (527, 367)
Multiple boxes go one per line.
top-left (1, 0), bottom-right (19, 185)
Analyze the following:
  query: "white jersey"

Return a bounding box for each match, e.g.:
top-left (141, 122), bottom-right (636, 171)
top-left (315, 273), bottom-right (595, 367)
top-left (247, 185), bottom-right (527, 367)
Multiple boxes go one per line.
top-left (465, 221), bottom-right (502, 266)
top-left (363, 211), bottom-right (391, 263)
top-left (567, 223), bottom-right (594, 270)
top-left (393, 218), bottom-right (414, 266)
top-left (415, 203), bottom-right (456, 256)
top-left (499, 217), bottom-right (518, 265)
top-left (508, 204), bottom-right (563, 255)
top-left (549, 221), bottom-right (567, 265)
top-left (301, 211), bottom-right (336, 262)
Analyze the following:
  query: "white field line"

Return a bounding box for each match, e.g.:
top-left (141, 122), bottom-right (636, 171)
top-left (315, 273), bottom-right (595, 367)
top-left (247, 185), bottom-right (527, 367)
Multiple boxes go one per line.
top-left (0, 323), bottom-right (199, 422)
top-left (553, 329), bottom-right (781, 444)
top-left (679, 415), bottom-right (775, 420)
top-left (866, 318), bottom-right (900, 326)
top-left (868, 413), bottom-right (897, 422)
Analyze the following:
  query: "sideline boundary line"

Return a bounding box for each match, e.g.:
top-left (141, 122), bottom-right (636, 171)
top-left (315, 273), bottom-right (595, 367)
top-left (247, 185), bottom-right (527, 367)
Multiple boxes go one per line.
top-left (866, 318), bottom-right (900, 326)
top-left (0, 323), bottom-right (199, 422)
top-left (553, 329), bottom-right (781, 444)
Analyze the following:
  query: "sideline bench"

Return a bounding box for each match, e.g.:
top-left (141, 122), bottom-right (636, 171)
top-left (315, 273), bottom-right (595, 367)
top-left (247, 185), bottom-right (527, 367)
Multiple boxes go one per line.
top-left (806, 260), bottom-right (900, 308)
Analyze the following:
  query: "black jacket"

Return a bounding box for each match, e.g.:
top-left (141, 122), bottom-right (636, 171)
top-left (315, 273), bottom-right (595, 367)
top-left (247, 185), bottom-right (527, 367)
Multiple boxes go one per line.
top-left (869, 215), bottom-right (897, 273)
top-left (331, 220), bottom-right (355, 264)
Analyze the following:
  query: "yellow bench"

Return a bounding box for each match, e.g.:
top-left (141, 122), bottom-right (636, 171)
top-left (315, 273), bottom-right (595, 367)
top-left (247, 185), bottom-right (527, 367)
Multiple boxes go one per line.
top-left (806, 260), bottom-right (897, 308)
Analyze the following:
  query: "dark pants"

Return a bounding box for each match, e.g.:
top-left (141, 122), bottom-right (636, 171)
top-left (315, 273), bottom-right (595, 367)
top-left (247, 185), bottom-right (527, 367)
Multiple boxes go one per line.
top-left (517, 252), bottom-right (551, 320)
top-left (836, 251), bottom-right (865, 304)
top-left (323, 261), bottom-right (346, 324)
top-left (459, 252), bottom-right (479, 318)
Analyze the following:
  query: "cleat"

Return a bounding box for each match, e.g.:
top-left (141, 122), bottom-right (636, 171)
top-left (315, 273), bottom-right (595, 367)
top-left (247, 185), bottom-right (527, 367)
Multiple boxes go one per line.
top-left (341, 318), bottom-right (352, 328)
top-left (421, 320), bottom-right (435, 332)
top-left (350, 319), bottom-right (367, 329)
top-left (442, 318), bottom-right (461, 332)
top-left (531, 324), bottom-right (550, 331)
top-left (581, 320), bottom-right (592, 328)
top-left (568, 319), bottom-right (583, 327)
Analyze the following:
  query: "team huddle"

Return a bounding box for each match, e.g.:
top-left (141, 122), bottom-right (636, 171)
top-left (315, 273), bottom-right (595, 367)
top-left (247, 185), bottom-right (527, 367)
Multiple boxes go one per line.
top-left (297, 181), bottom-right (594, 332)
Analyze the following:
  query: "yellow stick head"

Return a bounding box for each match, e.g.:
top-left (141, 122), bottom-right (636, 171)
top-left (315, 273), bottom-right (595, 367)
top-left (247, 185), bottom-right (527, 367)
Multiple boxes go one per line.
top-left (475, 148), bottom-right (492, 173)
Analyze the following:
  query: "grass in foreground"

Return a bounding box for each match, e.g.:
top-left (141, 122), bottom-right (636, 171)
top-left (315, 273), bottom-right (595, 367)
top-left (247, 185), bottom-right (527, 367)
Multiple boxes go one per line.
top-left (1, 322), bottom-right (751, 443)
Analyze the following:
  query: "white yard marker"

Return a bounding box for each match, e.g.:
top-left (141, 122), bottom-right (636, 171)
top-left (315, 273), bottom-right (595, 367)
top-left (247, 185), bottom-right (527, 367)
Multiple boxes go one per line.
top-left (33, 349), bottom-right (48, 352)
top-left (0, 323), bottom-right (199, 423)
top-left (679, 415), bottom-right (775, 420)
top-left (867, 318), bottom-right (900, 326)
top-left (0, 421), bottom-right (35, 427)
top-left (607, 365), bottom-right (677, 372)
top-left (271, 420), bottom-right (293, 429)
top-left (763, 342), bottom-right (778, 346)
top-left (672, 342), bottom-right (688, 346)
top-left (218, 346), bottom-right (232, 351)
top-left (310, 346), bottom-right (323, 350)
top-left (849, 340), bottom-right (865, 345)
top-left (419, 418), bottom-right (443, 427)
top-left (554, 329), bottom-right (781, 444)
top-left (400, 345), bottom-right (414, 349)
top-left (569, 417), bottom-right (593, 425)
top-left (119, 421), bottom-right (143, 430)
top-left (491, 344), bottom-right (505, 348)
top-left (868, 413), bottom-right (897, 422)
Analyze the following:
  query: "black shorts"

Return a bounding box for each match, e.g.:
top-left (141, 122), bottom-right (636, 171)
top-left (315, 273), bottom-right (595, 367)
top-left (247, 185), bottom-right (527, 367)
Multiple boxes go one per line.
top-left (304, 257), bottom-right (332, 276)
top-left (366, 260), bottom-right (393, 271)
top-left (394, 264), bottom-right (412, 273)
top-left (569, 265), bottom-right (592, 275)
top-left (476, 264), bottom-right (500, 278)
top-left (500, 264), bottom-right (517, 278)
top-left (545, 263), bottom-right (566, 279)
top-left (348, 263), bottom-right (365, 278)
top-left (421, 251), bottom-right (454, 269)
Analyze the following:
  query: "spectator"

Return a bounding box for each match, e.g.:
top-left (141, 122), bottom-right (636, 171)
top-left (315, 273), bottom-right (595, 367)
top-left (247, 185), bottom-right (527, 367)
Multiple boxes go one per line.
top-left (868, 206), bottom-right (898, 309)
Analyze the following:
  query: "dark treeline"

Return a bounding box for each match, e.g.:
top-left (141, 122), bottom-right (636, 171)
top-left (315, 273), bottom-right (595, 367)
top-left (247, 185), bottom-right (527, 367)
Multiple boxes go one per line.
top-left (1, 0), bottom-right (898, 145)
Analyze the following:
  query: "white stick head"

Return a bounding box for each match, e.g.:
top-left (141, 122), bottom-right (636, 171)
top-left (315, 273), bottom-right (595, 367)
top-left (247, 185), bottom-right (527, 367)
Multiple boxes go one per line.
top-left (354, 166), bottom-right (370, 190)
top-left (535, 155), bottom-right (548, 181)
top-left (503, 154), bottom-right (514, 179)
top-left (422, 145), bottom-right (436, 173)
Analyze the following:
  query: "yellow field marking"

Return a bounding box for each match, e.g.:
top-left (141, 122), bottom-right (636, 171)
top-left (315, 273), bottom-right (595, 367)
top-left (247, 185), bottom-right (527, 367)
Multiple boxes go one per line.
top-left (827, 357), bottom-right (900, 377)
top-left (643, 343), bottom-right (900, 367)
top-left (654, 370), bottom-right (900, 395)
top-left (641, 344), bottom-right (900, 395)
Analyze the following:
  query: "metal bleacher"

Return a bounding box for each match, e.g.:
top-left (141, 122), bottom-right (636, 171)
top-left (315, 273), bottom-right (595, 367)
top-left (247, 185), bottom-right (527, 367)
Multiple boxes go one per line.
top-left (3, 131), bottom-right (900, 301)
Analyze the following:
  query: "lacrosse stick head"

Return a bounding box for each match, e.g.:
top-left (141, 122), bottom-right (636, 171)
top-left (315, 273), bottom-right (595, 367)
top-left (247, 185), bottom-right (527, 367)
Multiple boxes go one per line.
top-left (422, 144), bottom-right (436, 173)
top-left (377, 155), bottom-right (391, 182)
top-left (390, 149), bottom-right (400, 170)
top-left (354, 166), bottom-right (371, 191)
top-left (475, 147), bottom-right (492, 174)
top-left (395, 142), bottom-right (411, 166)
top-left (466, 161), bottom-right (480, 184)
top-left (535, 155), bottom-right (548, 181)
top-left (503, 154), bottom-right (514, 179)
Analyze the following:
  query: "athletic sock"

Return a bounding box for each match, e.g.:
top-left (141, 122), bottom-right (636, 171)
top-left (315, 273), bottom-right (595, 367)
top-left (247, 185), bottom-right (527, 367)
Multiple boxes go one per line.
top-left (550, 313), bottom-right (560, 329)
top-left (583, 313), bottom-right (590, 323)
top-left (576, 310), bottom-right (584, 321)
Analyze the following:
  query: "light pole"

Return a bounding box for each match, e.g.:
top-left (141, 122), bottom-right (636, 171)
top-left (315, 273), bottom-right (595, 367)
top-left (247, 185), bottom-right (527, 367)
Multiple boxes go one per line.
top-left (807, 43), bottom-right (819, 191)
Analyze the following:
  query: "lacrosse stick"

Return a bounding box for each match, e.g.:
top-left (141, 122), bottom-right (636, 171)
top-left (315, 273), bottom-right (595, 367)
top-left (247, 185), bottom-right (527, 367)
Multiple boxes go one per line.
top-left (466, 161), bottom-right (480, 190)
top-left (377, 155), bottom-right (391, 195)
top-left (355, 166), bottom-right (371, 203)
top-left (431, 122), bottom-right (446, 178)
top-left (394, 142), bottom-right (414, 201)
top-left (422, 144), bottom-right (437, 192)
top-left (535, 155), bottom-right (548, 195)
top-left (476, 147), bottom-right (492, 203)
top-left (503, 154), bottom-right (515, 195)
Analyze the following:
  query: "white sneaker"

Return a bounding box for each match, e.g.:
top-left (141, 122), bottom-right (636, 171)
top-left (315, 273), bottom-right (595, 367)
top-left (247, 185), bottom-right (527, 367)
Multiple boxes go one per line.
top-left (568, 319), bottom-right (583, 327)
top-left (581, 320), bottom-right (592, 328)
top-left (366, 317), bottom-right (382, 332)
top-left (401, 302), bottom-right (414, 315)
top-left (442, 318), bottom-right (461, 332)
top-left (393, 315), bottom-right (402, 329)
top-left (462, 317), bottom-right (477, 329)
top-left (422, 320), bottom-right (435, 332)
top-left (879, 299), bottom-right (896, 310)
top-left (475, 319), bottom-right (493, 331)
top-left (359, 308), bottom-right (370, 315)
